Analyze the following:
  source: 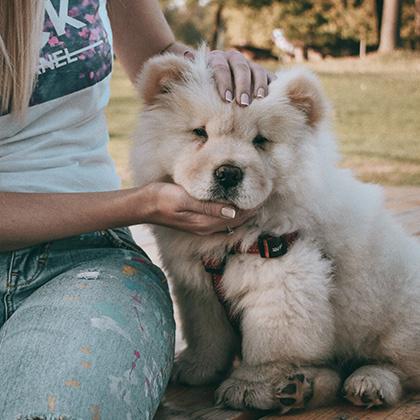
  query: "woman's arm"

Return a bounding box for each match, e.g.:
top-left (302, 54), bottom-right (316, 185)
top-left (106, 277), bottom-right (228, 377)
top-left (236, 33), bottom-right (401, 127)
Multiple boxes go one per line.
top-left (0, 183), bottom-right (252, 252)
top-left (107, 0), bottom-right (179, 83)
top-left (107, 0), bottom-right (271, 104)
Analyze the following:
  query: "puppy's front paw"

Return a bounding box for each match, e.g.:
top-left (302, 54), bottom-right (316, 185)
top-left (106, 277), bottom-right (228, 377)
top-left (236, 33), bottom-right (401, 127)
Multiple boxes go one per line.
top-left (171, 348), bottom-right (228, 386)
top-left (343, 376), bottom-right (385, 408)
top-left (343, 367), bottom-right (402, 408)
top-left (216, 371), bottom-right (314, 413)
top-left (216, 377), bottom-right (279, 410)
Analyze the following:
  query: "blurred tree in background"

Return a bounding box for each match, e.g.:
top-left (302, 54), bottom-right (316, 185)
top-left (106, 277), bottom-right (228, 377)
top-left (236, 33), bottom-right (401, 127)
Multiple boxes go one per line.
top-left (160, 0), bottom-right (420, 59)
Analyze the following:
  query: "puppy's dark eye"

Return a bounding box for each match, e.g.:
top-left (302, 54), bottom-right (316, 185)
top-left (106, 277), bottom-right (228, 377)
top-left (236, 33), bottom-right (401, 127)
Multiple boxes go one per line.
top-left (192, 127), bottom-right (208, 140)
top-left (253, 134), bottom-right (270, 149)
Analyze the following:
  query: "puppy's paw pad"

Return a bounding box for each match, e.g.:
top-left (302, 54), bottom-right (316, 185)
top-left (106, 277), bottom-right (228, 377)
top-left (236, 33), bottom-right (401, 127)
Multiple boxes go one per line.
top-left (343, 376), bottom-right (386, 408)
top-left (275, 373), bottom-right (314, 413)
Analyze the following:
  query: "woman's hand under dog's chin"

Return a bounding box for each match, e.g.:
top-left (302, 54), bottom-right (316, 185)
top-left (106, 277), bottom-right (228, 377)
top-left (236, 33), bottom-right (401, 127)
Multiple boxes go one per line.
top-left (137, 182), bottom-right (258, 236)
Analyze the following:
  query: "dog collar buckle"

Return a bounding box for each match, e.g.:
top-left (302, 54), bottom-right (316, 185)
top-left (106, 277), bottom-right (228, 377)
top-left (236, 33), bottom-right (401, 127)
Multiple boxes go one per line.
top-left (257, 234), bottom-right (290, 258)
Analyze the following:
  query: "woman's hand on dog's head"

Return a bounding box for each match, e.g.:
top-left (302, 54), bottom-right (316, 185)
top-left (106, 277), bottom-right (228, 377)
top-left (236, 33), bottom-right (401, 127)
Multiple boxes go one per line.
top-left (140, 182), bottom-right (257, 236)
top-left (185, 49), bottom-right (274, 107)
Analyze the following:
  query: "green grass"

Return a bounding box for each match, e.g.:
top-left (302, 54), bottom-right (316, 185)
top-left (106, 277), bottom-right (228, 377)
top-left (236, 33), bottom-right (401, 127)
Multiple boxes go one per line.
top-left (107, 52), bottom-right (420, 188)
top-left (321, 71), bottom-right (420, 185)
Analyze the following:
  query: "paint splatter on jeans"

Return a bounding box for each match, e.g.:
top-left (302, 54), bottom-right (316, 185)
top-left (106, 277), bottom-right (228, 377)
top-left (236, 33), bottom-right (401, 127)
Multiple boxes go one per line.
top-left (0, 228), bottom-right (175, 420)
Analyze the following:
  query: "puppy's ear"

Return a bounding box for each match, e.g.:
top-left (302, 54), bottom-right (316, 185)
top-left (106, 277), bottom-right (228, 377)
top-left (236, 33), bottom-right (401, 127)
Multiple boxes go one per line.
top-left (137, 54), bottom-right (189, 105)
top-left (285, 70), bottom-right (327, 128)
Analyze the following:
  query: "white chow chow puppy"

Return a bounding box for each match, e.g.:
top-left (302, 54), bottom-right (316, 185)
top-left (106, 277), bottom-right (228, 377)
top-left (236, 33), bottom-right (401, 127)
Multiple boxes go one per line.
top-left (131, 50), bottom-right (420, 414)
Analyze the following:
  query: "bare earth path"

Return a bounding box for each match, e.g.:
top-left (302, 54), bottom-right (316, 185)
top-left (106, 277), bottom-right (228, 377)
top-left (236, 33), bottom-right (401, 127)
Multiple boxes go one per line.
top-left (131, 186), bottom-right (420, 420)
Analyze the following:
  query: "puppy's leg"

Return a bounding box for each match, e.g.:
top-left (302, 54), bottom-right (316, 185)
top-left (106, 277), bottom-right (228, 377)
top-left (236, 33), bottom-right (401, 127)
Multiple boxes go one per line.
top-left (343, 365), bottom-right (405, 407)
top-left (171, 283), bottom-right (238, 386)
top-left (216, 252), bottom-right (337, 409)
top-left (216, 363), bottom-right (341, 412)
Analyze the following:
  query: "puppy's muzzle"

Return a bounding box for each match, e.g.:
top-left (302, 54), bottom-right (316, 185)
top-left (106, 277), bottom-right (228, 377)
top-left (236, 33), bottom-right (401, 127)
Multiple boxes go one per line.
top-left (214, 164), bottom-right (243, 190)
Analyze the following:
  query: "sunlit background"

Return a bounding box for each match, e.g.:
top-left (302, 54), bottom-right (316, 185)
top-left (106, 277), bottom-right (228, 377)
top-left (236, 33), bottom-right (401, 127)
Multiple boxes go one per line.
top-left (107, 0), bottom-right (420, 188)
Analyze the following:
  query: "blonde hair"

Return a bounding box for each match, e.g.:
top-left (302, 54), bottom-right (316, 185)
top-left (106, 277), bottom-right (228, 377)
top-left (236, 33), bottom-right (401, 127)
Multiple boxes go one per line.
top-left (0, 1), bottom-right (45, 115)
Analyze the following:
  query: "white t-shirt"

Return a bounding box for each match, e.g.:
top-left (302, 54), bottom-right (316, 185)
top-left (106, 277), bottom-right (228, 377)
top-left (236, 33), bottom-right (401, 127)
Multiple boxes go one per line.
top-left (0, 0), bottom-right (121, 193)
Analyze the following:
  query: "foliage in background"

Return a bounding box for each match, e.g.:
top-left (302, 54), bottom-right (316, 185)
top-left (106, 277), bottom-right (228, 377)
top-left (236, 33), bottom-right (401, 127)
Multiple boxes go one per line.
top-left (160, 0), bottom-right (419, 56)
top-left (401, 0), bottom-right (419, 48)
top-left (162, 0), bottom-right (213, 47)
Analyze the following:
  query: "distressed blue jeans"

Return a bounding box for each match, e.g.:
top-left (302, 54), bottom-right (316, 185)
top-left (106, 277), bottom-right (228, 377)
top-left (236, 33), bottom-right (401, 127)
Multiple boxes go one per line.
top-left (0, 228), bottom-right (175, 420)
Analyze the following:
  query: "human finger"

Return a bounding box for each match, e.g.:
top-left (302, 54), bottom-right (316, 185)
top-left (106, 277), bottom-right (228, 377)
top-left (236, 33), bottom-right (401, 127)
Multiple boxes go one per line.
top-left (250, 62), bottom-right (268, 99)
top-left (208, 50), bottom-right (234, 103)
top-left (227, 50), bottom-right (252, 106)
top-left (184, 196), bottom-right (238, 220)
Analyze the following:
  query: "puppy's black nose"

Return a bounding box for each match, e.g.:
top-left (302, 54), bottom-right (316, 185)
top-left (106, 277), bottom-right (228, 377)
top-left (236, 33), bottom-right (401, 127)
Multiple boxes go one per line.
top-left (214, 164), bottom-right (243, 189)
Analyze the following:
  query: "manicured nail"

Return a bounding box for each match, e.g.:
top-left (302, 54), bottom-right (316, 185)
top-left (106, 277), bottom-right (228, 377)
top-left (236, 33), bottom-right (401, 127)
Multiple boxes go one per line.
top-left (184, 50), bottom-right (194, 61)
top-left (240, 93), bottom-right (250, 106)
top-left (221, 207), bottom-right (236, 219)
top-left (257, 87), bottom-right (265, 98)
top-left (225, 90), bottom-right (233, 103)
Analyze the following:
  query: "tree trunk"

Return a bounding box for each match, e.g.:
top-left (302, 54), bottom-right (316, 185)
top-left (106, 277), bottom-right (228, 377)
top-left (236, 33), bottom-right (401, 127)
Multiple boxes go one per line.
top-left (375, 0), bottom-right (384, 45)
top-left (396, 0), bottom-right (402, 47)
top-left (416, 0), bottom-right (420, 50)
top-left (210, 2), bottom-right (225, 50)
top-left (360, 37), bottom-right (367, 58)
top-left (378, 0), bottom-right (400, 53)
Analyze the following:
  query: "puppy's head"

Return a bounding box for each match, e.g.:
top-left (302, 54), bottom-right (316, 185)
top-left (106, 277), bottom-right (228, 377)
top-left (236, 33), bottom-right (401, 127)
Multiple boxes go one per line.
top-left (133, 50), bottom-right (331, 210)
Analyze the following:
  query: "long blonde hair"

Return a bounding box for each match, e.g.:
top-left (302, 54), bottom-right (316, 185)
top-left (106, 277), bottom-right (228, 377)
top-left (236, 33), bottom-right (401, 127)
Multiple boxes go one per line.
top-left (0, 1), bottom-right (45, 115)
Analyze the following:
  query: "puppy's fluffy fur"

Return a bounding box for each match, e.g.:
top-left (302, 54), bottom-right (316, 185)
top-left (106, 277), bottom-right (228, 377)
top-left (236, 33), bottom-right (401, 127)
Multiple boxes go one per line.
top-left (132, 51), bottom-right (420, 413)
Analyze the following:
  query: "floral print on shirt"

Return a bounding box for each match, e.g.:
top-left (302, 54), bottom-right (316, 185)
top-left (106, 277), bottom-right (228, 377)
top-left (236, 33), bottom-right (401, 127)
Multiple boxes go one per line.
top-left (30, 0), bottom-right (112, 110)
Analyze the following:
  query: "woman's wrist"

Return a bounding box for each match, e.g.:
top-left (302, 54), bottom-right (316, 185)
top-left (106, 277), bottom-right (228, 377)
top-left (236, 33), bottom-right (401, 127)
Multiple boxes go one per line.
top-left (120, 185), bottom-right (154, 226)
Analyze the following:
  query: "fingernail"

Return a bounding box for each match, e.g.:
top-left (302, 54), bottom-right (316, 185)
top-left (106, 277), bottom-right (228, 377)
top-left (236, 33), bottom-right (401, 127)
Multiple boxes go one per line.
top-left (240, 93), bottom-right (250, 106)
top-left (225, 90), bottom-right (233, 103)
top-left (184, 50), bottom-right (194, 61)
top-left (221, 207), bottom-right (236, 219)
top-left (257, 87), bottom-right (265, 98)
